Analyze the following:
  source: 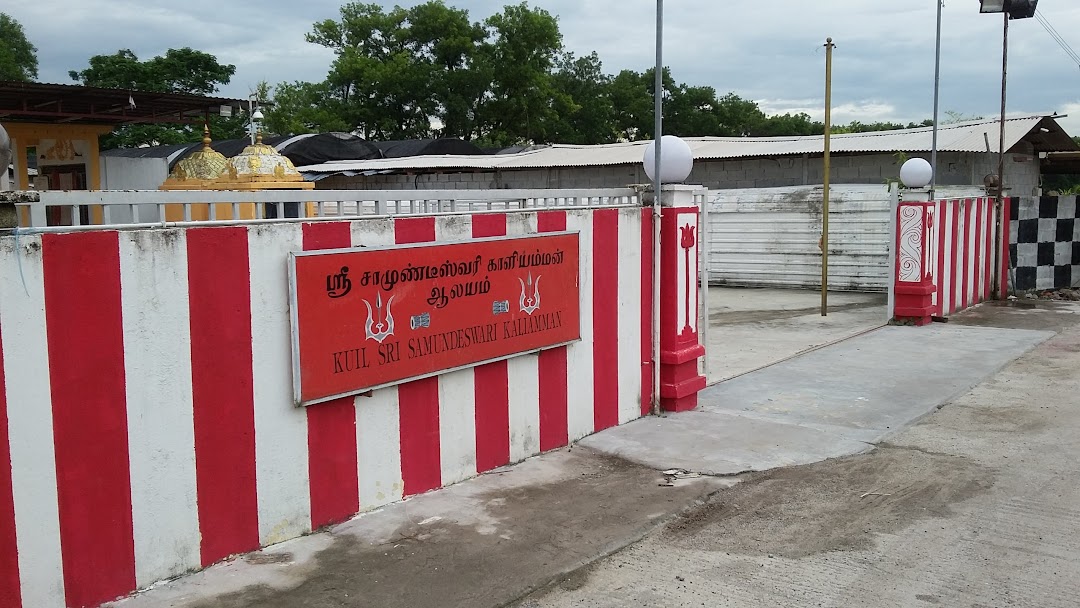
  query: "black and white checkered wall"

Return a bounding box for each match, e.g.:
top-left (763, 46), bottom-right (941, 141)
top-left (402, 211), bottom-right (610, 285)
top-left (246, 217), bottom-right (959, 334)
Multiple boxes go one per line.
top-left (1010, 196), bottom-right (1080, 292)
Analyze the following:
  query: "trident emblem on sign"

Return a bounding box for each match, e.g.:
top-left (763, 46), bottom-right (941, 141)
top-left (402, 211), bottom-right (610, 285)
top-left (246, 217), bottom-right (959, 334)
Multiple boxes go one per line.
top-left (363, 293), bottom-right (396, 343)
top-left (519, 272), bottom-right (541, 316)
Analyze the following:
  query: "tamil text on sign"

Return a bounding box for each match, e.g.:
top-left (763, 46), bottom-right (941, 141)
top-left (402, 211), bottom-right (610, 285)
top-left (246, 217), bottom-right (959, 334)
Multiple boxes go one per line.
top-left (289, 233), bottom-right (580, 405)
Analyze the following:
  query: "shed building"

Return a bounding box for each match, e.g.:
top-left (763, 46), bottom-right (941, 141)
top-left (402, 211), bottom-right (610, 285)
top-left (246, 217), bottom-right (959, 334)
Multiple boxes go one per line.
top-left (301, 115), bottom-right (1078, 196)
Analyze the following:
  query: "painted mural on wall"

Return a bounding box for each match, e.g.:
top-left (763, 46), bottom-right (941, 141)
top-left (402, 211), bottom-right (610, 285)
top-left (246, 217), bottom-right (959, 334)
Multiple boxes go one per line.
top-left (290, 233), bottom-right (581, 405)
top-left (36, 139), bottom-right (89, 167)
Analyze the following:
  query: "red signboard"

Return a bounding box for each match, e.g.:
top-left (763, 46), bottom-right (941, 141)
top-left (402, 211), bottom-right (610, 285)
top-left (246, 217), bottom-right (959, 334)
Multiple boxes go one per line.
top-left (289, 233), bottom-right (580, 405)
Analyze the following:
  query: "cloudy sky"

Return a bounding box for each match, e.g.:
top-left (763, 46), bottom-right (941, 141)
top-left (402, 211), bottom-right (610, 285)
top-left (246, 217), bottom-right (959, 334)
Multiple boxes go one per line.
top-left (10, 1), bottom-right (1080, 134)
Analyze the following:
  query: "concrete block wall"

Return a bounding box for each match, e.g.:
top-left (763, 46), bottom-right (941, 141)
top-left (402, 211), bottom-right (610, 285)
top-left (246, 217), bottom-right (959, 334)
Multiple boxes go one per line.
top-left (0, 207), bottom-right (651, 607)
top-left (316, 151), bottom-right (1022, 194)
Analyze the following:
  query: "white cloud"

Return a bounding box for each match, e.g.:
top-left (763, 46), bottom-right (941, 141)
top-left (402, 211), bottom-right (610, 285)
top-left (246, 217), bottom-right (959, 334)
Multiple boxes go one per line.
top-left (5, 0), bottom-right (1080, 138)
top-left (758, 99), bottom-right (906, 125)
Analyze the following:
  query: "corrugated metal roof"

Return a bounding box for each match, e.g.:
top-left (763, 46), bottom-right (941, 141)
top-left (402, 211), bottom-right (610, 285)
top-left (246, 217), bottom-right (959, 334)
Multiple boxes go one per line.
top-left (300, 115), bottom-right (1076, 175)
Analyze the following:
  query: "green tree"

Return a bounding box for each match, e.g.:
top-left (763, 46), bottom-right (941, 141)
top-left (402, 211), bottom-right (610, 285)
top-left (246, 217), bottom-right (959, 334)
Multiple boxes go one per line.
top-left (68, 48), bottom-right (238, 149)
top-left (406, 1), bottom-right (489, 139)
top-left (264, 81), bottom-right (350, 135)
top-left (308, 3), bottom-right (440, 139)
top-left (0, 13), bottom-right (38, 81)
top-left (290, 3), bottom-right (938, 146)
top-left (478, 2), bottom-right (566, 146)
top-left (608, 69), bottom-right (654, 141)
top-left (69, 48), bottom-right (235, 95)
top-left (305, 1), bottom-right (569, 145)
top-left (757, 112), bottom-right (824, 137)
top-left (608, 71), bottom-right (770, 141)
top-left (710, 92), bottom-right (765, 136)
top-left (548, 52), bottom-right (616, 145)
top-left (666, 84), bottom-right (723, 137)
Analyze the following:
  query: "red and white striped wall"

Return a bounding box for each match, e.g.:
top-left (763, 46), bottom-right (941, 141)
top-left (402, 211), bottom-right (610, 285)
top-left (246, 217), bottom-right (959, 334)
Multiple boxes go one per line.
top-left (0, 207), bottom-right (651, 608)
top-left (929, 198), bottom-right (999, 317)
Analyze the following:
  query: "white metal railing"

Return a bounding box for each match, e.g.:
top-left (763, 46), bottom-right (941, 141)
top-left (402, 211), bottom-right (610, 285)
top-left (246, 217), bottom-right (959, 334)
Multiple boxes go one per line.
top-left (8, 188), bottom-right (643, 229)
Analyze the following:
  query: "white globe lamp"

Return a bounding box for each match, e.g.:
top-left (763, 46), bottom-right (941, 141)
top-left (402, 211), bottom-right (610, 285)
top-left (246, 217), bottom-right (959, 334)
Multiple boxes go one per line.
top-left (899, 158), bottom-right (933, 189)
top-left (643, 135), bottom-right (694, 184)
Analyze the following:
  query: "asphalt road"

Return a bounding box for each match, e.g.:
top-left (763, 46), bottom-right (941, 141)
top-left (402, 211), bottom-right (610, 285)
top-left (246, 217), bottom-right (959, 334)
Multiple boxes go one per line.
top-left (519, 307), bottom-right (1080, 607)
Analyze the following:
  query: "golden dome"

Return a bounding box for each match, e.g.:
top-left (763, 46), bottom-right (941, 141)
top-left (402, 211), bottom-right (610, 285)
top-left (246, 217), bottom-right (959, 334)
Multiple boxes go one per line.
top-left (217, 131), bottom-right (312, 189)
top-left (160, 125), bottom-right (228, 190)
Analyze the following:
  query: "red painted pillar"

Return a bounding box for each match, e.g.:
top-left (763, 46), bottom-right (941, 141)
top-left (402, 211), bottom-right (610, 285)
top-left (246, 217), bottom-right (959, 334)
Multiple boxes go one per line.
top-left (657, 186), bottom-right (706, 412)
top-left (893, 199), bottom-right (936, 326)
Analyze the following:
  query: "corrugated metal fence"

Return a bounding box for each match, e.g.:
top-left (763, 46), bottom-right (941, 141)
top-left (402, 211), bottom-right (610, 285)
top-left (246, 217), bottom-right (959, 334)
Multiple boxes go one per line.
top-left (707, 185), bottom-right (988, 292)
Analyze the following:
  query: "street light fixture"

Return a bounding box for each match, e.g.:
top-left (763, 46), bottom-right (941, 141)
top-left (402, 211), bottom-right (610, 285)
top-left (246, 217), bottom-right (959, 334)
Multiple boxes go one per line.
top-left (980, 0), bottom-right (1037, 19)
top-left (979, 0), bottom-right (1037, 296)
top-left (248, 93), bottom-right (263, 145)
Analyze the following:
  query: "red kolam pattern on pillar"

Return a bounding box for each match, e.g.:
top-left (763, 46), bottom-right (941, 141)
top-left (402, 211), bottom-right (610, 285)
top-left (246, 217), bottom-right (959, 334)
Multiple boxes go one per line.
top-left (0, 207), bottom-right (651, 606)
top-left (657, 206), bottom-right (706, 412)
top-left (930, 198), bottom-right (997, 317)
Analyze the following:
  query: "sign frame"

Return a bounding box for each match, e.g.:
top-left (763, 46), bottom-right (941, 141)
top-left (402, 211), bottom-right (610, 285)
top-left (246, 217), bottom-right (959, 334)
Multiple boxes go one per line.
top-left (288, 231), bottom-right (581, 406)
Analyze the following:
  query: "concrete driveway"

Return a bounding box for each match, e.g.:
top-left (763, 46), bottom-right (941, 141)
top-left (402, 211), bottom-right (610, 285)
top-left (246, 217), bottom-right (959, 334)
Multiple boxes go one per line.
top-left (108, 302), bottom-right (1074, 608)
top-left (704, 287), bottom-right (887, 384)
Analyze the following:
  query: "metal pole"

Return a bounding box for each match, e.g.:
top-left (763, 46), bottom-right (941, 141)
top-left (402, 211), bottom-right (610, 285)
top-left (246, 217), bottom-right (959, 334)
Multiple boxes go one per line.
top-left (993, 12), bottom-right (1008, 296)
top-left (821, 38), bottom-right (834, 317)
top-left (930, 0), bottom-right (943, 201)
top-left (887, 184), bottom-right (899, 323)
top-left (651, 0), bottom-right (663, 415)
top-left (249, 96), bottom-right (256, 145)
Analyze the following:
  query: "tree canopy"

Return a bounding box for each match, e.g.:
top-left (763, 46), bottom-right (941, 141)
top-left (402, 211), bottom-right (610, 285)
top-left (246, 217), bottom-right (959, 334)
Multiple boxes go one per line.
top-left (263, 1), bottom-right (923, 147)
top-left (69, 48), bottom-right (242, 149)
top-left (0, 13), bottom-right (38, 82)
top-left (61, 1), bottom-right (940, 151)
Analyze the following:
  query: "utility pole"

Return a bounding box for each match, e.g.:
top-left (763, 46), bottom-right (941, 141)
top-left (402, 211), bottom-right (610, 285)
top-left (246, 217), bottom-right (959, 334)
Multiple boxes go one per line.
top-left (821, 37), bottom-right (835, 317)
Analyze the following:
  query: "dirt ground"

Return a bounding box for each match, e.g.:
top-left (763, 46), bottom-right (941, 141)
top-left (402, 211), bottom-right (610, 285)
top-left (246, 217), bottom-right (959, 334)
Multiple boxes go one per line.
top-left (662, 446), bottom-right (993, 559)
top-left (518, 319), bottom-right (1080, 607)
top-left (111, 299), bottom-right (1077, 608)
top-left (180, 451), bottom-right (724, 608)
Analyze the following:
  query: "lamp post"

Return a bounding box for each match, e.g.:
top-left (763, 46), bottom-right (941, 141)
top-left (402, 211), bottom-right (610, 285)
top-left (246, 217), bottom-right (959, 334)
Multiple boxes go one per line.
top-left (248, 94), bottom-right (264, 145)
top-left (893, 158), bottom-right (936, 326)
top-left (650, 0), bottom-right (663, 415)
top-left (930, 0), bottom-right (943, 201)
top-left (642, 135), bottom-right (701, 413)
top-left (978, 0), bottom-right (1037, 296)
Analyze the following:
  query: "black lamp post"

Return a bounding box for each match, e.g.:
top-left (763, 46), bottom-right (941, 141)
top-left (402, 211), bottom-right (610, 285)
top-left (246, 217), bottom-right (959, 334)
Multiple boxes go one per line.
top-left (979, 0), bottom-right (1037, 296)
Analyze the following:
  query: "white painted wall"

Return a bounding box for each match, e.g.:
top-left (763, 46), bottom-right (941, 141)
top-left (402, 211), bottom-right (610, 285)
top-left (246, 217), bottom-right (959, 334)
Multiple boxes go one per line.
top-left (0, 206), bottom-right (648, 605)
top-left (99, 157), bottom-right (170, 223)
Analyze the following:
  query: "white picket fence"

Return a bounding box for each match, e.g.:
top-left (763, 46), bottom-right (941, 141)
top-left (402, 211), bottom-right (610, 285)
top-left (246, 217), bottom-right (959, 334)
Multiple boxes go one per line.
top-left (9, 188), bottom-right (644, 229)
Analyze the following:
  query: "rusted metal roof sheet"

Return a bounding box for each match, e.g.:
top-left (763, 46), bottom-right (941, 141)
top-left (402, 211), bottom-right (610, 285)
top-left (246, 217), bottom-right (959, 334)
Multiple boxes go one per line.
top-left (0, 81), bottom-right (245, 125)
top-left (299, 115), bottom-right (1076, 175)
